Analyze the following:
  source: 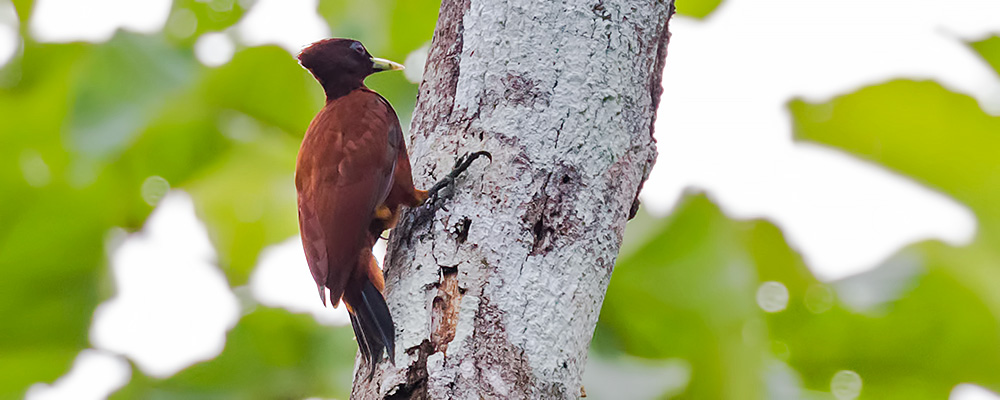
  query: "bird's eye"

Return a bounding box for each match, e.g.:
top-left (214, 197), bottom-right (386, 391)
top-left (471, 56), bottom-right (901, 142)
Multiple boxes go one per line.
top-left (350, 41), bottom-right (366, 55)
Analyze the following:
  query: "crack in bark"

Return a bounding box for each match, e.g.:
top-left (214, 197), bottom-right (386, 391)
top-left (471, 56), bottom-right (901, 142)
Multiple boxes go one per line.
top-left (553, 110), bottom-right (568, 149)
top-left (386, 340), bottom-right (433, 400)
top-left (430, 263), bottom-right (463, 353)
top-left (452, 216), bottom-right (472, 243)
top-left (525, 172), bottom-right (554, 260)
top-left (526, 166), bottom-right (584, 259)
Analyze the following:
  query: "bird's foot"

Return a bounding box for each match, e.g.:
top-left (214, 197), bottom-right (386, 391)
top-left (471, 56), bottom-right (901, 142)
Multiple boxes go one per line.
top-left (424, 151), bottom-right (492, 209)
top-left (374, 205), bottom-right (393, 221)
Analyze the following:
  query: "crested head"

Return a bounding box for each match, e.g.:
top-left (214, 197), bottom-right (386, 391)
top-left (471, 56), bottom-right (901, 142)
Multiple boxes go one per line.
top-left (298, 38), bottom-right (403, 99)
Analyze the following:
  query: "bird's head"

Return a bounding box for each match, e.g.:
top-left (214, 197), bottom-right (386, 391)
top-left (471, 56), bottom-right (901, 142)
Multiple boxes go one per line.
top-left (298, 38), bottom-right (404, 98)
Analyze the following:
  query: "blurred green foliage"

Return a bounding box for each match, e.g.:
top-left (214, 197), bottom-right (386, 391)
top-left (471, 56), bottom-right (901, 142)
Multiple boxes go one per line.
top-left (596, 37), bottom-right (1000, 399)
top-left (3, 0), bottom-right (1000, 398)
top-left (111, 308), bottom-right (358, 399)
top-left (971, 36), bottom-right (1000, 77)
top-left (597, 196), bottom-right (816, 399)
top-left (0, 0), bottom-right (436, 398)
top-left (675, 0), bottom-right (725, 19)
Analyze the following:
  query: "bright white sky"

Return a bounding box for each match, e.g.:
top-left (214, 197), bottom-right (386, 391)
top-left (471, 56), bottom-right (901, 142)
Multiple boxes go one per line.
top-left (5, 0), bottom-right (1000, 398)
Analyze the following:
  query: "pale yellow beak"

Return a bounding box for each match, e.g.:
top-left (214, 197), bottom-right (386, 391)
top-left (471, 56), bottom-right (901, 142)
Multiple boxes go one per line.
top-left (372, 57), bottom-right (404, 72)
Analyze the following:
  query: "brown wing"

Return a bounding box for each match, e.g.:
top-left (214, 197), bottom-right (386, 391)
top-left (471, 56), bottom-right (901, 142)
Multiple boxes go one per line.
top-left (383, 93), bottom-right (420, 208)
top-left (367, 95), bottom-right (426, 236)
top-left (296, 89), bottom-right (397, 307)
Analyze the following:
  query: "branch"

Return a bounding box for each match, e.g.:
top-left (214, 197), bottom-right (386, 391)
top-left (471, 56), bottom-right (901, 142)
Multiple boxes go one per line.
top-left (353, 0), bottom-right (675, 397)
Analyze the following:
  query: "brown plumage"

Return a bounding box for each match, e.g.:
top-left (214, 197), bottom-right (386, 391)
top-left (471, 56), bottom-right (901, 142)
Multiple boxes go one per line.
top-left (295, 38), bottom-right (426, 366)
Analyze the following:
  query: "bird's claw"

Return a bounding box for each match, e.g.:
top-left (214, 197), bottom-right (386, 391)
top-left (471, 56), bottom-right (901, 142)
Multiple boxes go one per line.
top-left (424, 150), bottom-right (491, 210)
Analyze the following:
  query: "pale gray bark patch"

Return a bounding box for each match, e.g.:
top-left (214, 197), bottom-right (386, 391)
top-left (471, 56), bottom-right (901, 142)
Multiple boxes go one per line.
top-left (352, 0), bottom-right (674, 398)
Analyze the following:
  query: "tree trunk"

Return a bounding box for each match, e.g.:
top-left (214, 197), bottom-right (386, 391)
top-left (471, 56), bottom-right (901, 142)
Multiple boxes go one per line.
top-left (353, 0), bottom-right (674, 398)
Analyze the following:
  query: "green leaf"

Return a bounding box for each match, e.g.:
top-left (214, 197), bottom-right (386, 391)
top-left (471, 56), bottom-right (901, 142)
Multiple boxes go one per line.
top-left (0, 32), bottom-right (227, 397)
top-left (599, 192), bottom-right (1000, 399)
top-left (165, 0), bottom-right (250, 44)
top-left (675, 0), bottom-right (724, 19)
top-left (11, 0), bottom-right (31, 27)
top-left (0, 41), bottom-right (137, 397)
top-left (386, 0), bottom-right (441, 57)
top-left (597, 194), bottom-right (774, 399)
top-left (787, 79), bottom-right (1000, 397)
top-left (791, 80), bottom-right (1000, 239)
top-left (66, 33), bottom-right (199, 159)
top-left (112, 92), bottom-right (230, 200)
top-left (111, 308), bottom-right (357, 400)
top-left (778, 242), bottom-right (1000, 399)
top-left (201, 46), bottom-right (323, 136)
top-left (970, 36), bottom-right (1000, 76)
top-left (0, 41), bottom-right (109, 398)
top-left (186, 122), bottom-right (301, 285)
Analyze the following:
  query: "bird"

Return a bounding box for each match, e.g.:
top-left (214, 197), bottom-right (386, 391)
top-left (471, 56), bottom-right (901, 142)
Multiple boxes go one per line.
top-left (295, 38), bottom-right (489, 370)
top-left (295, 38), bottom-right (417, 368)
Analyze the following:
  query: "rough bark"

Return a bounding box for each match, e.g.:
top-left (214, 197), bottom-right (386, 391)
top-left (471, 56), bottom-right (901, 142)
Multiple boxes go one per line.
top-left (353, 0), bottom-right (674, 398)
